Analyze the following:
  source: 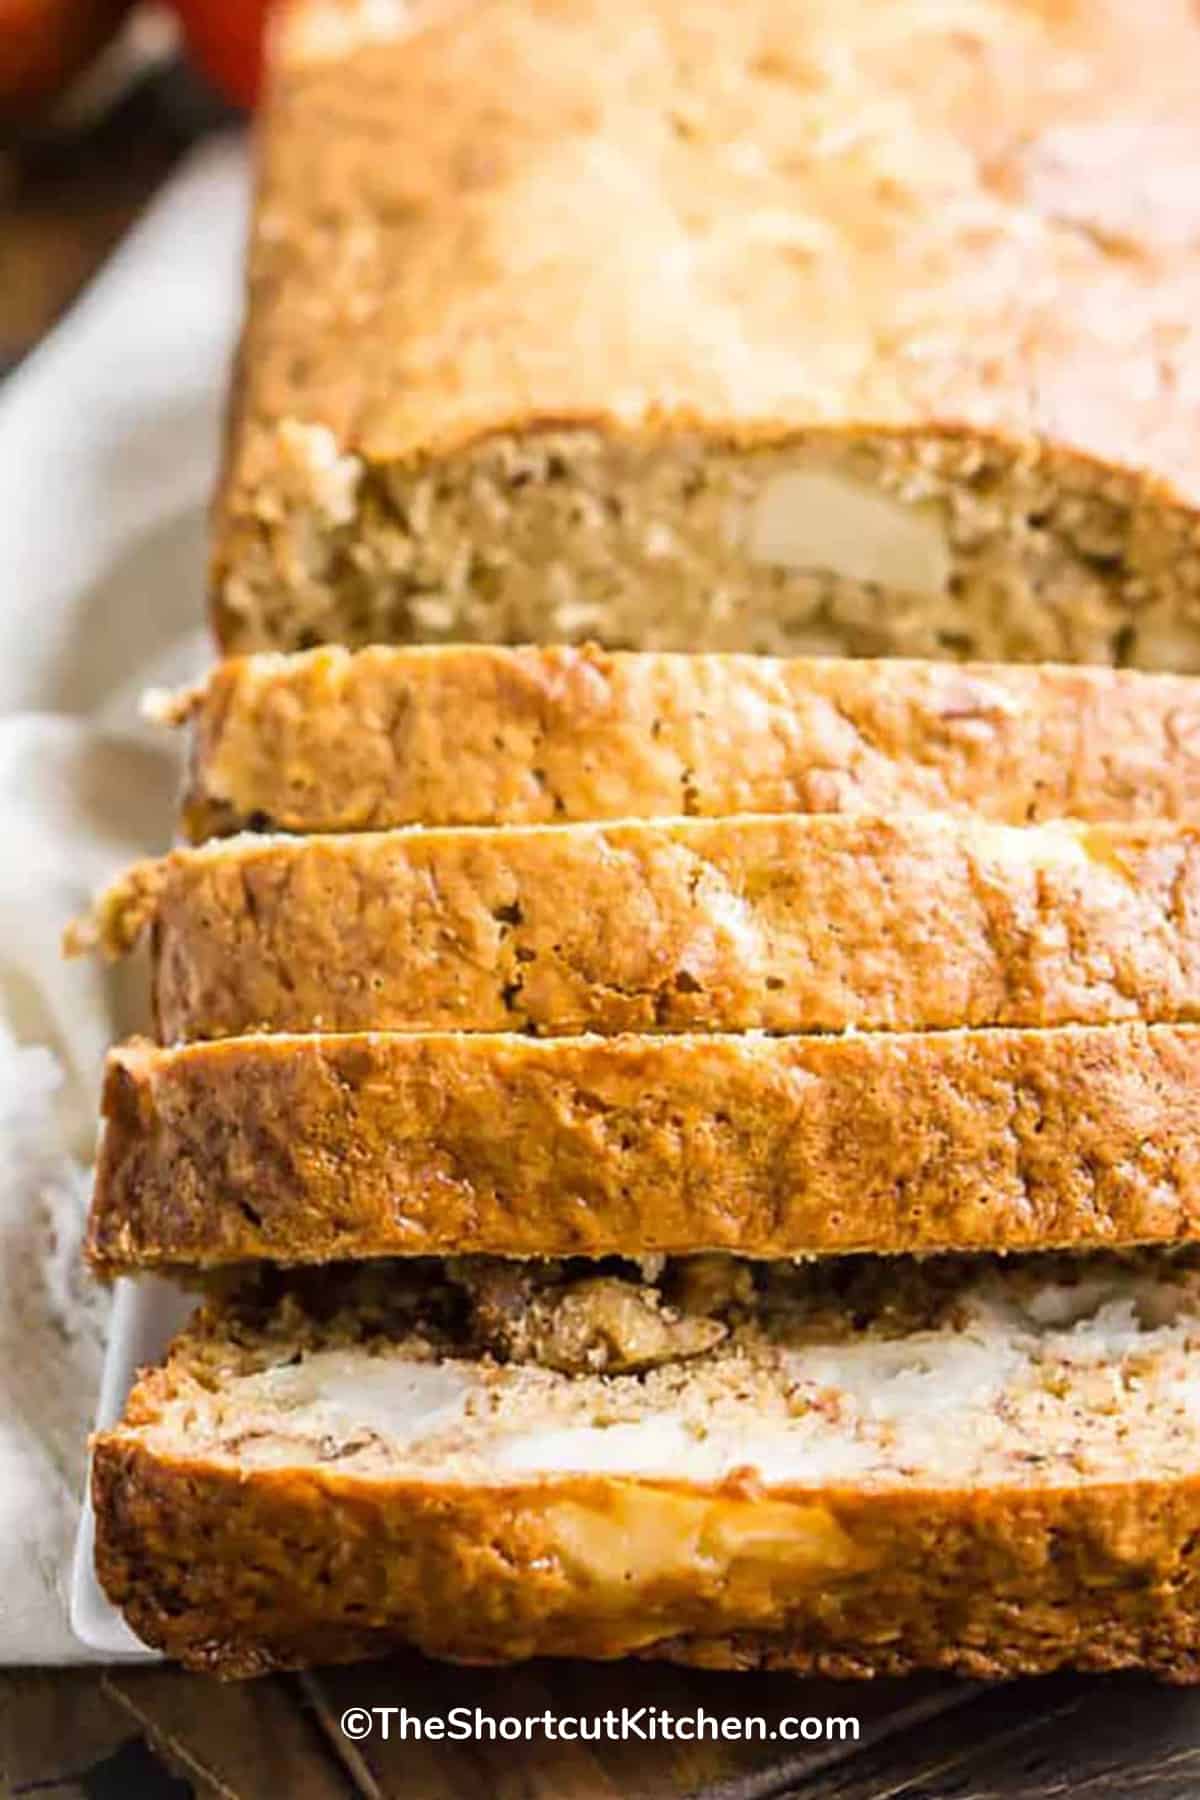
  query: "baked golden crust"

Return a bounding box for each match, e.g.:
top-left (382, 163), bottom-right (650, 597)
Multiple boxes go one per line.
top-left (88, 1024), bottom-right (1200, 1270)
top-left (169, 647), bottom-right (1200, 839)
top-left (74, 814), bottom-right (1200, 1044)
top-left (240, 0), bottom-right (1200, 480)
top-left (91, 1441), bottom-right (1200, 1681)
top-left (214, 0), bottom-right (1200, 658)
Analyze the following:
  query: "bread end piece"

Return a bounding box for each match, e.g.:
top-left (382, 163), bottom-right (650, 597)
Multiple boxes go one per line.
top-left (212, 1), bottom-right (1200, 657)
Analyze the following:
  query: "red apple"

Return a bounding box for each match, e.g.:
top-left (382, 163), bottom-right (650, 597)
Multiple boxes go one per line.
top-left (167, 0), bottom-right (271, 108)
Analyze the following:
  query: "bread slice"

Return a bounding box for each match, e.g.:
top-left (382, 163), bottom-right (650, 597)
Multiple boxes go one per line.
top-left (164, 647), bottom-right (1200, 841)
top-left (92, 1248), bottom-right (1200, 1679)
top-left (73, 814), bottom-right (1200, 1043)
top-left (89, 1024), bottom-right (1200, 1272)
top-left (214, 1), bottom-right (1200, 662)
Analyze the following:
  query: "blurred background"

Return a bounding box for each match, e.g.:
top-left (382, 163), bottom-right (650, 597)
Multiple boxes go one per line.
top-left (1, 0), bottom-right (268, 376)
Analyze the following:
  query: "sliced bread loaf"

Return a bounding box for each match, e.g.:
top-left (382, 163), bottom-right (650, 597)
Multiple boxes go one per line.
top-left (72, 814), bottom-right (1200, 1042)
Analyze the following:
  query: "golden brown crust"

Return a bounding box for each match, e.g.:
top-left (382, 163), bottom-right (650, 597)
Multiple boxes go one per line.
top-left (91, 1439), bottom-right (1200, 1680)
top-left (234, 0), bottom-right (1200, 480)
top-left (173, 647), bottom-right (1200, 840)
top-left (76, 814), bottom-right (1200, 1044)
top-left (88, 1024), bottom-right (1200, 1270)
top-left (213, 0), bottom-right (1200, 656)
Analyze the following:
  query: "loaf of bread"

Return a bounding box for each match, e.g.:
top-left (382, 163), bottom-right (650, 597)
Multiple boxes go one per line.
top-left (92, 0), bottom-right (1200, 1690)
top-left (164, 647), bottom-right (1200, 840)
top-left (213, 0), bottom-right (1200, 662)
top-left (73, 814), bottom-right (1200, 1043)
top-left (93, 1247), bottom-right (1200, 1678)
top-left (89, 1024), bottom-right (1200, 1271)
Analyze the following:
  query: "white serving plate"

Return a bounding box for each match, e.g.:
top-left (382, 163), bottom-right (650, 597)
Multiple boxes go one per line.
top-left (70, 1275), bottom-right (195, 1657)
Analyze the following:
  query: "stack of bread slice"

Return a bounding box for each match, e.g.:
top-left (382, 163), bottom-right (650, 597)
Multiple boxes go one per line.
top-left (74, 645), bottom-right (1200, 1681)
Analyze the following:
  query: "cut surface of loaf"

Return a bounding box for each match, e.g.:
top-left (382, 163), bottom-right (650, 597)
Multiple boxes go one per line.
top-left (74, 814), bottom-right (1200, 1043)
top-left (215, 0), bottom-right (1200, 661)
top-left (89, 1024), bottom-right (1200, 1271)
top-left (166, 648), bottom-right (1200, 840)
top-left (93, 1247), bottom-right (1200, 1677)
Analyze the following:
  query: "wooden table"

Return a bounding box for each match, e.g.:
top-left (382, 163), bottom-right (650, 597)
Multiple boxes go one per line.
top-left (0, 54), bottom-right (227, 376)
top-left (5, 1655), bottom-right (1200, 1798)
top-left (4, 53), bottom-right (1200, 1800)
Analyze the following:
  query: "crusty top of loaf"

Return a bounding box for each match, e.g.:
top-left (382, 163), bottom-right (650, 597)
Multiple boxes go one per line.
top-left (163, 647), bottom-right (1200, 838)
top-left (68, 812), bottom-right (1200, 1045)
top-left (229, 0), bottom-right (1200, 495)
top-left (87, 1024), bottom-right (1200, 1270)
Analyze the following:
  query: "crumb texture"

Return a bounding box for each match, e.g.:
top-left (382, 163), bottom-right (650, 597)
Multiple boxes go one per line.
top-left (93, 1248), bottom-right (1200, 1676)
